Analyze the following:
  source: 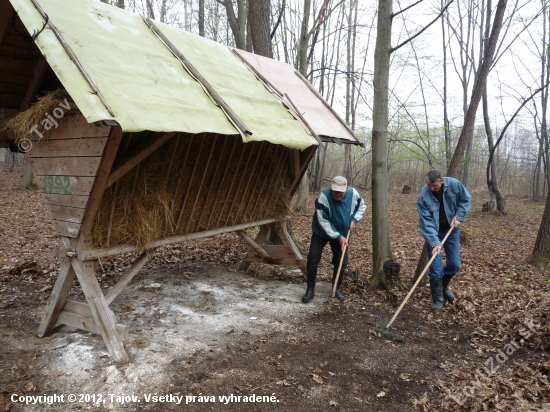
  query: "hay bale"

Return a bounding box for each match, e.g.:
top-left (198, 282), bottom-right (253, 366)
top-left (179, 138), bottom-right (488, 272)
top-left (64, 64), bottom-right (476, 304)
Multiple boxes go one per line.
top-left (0, 90), bottom-right (78, 143)
top-left (93, 135), bottom-right (292, 249)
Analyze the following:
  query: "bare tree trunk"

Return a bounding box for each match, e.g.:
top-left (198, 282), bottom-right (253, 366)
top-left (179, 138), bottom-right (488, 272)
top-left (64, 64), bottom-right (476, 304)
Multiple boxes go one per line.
top-left (483, 88), bottom-right (506, 213)
top-left (160, 0), bottom-right (166, 23)
top-left (532, 191), bottom-right (550, 262)
top-left (298, 0), bottom-right (312, 75)
top-left (442, 0), bottom-right (451, 169)
top-left (447, 0), bottom-right (508, 177)
top-left (292, 0), bottom-right (313, 213)
top-left (369, 0), bottom-right (394, 289)
top-left (146, 0), bottom-right (155, 19)
top-left (223, 0), bottom-right (247, 49)
top-left (249, 0), bottom-right (273, 57)
top-left (199, 0), bottom-right (205, 37)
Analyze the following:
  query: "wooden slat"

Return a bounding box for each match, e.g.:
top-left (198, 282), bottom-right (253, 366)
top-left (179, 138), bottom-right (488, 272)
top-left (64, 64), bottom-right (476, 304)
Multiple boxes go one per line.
top-left (37, 237), bottom-right (75, 337)
top-left (42, 193), bottom-right (88, 208)
top-left (104, 252), bottom-right (148, 305)
top-left (238, 224), bottom-right (272, 271)
top-left (71, 257), bottom-right (128, 361)
top-left (42, 115), bottom-right (110, 140)
top-left (20, 59), bottom-right (48, 110)
top-left (275, 222), bottom-right (307, 278)
top-left (28, 156), bottom-right (101, 177)
top-left (63, 299), bottom-right (92, 317)
top-left (107, 132), bottom-right (177, 188)
top-left (80, 217), bottom-right (279, 261)
top-left (249, 244), bottom-right (305, 259)
top-left (27, 137), bottom-right (108, 158)
top-left (236, 230), bottom-right (277, 264)
top-left (56, 311), bottom-right (128, 342)
top-left (52, 219), bottom-right (81, 238)
top-left (45, 203), bottom-right (84, 224)
top-left (243, 253), bottom-right (306, 267)
top-left (37, 176), bottom-right (95, 196)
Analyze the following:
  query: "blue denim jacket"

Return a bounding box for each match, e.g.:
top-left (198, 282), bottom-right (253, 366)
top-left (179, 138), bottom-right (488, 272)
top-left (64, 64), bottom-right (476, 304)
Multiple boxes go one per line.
top-left (416, 177), bottom-right (471, 248)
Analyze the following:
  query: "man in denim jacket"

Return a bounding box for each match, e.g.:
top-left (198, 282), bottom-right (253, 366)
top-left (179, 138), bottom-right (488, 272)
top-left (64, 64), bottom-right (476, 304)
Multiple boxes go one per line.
top-left (302, 176), bottom-right (366, 303)
top-left (417, 170), bottom-right (471, 312)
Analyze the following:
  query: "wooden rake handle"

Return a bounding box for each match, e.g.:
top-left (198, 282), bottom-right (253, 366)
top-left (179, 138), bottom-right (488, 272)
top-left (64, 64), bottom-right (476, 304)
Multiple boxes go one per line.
top-left (331, 229), bottom-right (351, 298)
top-left (385, 224), bottom-right (456, 329)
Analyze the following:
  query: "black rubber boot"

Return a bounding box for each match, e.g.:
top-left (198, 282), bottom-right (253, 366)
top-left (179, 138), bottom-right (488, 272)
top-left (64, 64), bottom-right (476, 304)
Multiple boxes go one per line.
top-left (430, 279), bottom-right (444, 312)
top-left (302, 282), bottom-right (315, 303)
top-left (442, 275), bottom-right (455, 303)
top-left (332, 271), bottom-right (344, 301)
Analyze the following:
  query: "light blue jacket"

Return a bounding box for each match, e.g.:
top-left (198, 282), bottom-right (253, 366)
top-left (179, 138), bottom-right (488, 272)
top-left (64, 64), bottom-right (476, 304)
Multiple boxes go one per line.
top-left (417, 177), bottom-right (471, 248)
top-left (312, 187), bottom-right (367, 240)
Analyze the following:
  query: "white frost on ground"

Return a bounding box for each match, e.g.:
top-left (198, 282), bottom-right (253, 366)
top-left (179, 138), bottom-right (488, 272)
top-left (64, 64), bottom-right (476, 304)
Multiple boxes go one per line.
top-left (26, 264), bottom-right (333, 409)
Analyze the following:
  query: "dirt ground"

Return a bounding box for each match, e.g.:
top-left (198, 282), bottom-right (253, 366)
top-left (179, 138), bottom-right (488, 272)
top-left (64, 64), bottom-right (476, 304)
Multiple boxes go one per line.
top-left (1, 161), bottom-right (549, 411)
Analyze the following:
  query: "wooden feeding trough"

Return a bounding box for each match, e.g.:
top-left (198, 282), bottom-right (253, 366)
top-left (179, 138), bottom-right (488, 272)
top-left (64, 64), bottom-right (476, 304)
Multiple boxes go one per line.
top-left (0, 0), bottom-right (361, 361)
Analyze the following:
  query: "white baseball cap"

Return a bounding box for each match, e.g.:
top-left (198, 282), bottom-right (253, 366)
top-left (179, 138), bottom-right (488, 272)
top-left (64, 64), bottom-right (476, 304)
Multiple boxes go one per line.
top-left (331, 176), bottom-right (347, 192)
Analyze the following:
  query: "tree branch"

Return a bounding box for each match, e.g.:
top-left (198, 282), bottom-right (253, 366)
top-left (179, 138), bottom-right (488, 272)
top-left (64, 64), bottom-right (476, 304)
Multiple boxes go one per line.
top-left (271, 0), bottom-right (286, 39)
top-left (392, 0), bottom-right (423, 19)
top-left (486, 80), bottom-right (550, 186)
top-left (390, 0), bottom-right (454, 54)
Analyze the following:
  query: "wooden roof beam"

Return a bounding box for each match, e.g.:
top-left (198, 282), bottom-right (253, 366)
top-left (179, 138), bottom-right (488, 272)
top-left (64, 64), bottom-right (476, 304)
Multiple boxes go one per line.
top-left (107, 131), bottom-right (178, 188)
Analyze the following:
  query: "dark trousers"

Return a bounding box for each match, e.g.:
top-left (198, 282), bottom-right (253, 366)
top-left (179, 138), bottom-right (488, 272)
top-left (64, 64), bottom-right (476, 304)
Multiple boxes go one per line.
top-left (306, 233), bottom-right (348, 286)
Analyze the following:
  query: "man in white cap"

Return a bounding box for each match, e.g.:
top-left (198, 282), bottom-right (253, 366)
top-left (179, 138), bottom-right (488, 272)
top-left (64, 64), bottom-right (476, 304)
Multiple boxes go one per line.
top-left (302, 176), bottom-right (367, 303)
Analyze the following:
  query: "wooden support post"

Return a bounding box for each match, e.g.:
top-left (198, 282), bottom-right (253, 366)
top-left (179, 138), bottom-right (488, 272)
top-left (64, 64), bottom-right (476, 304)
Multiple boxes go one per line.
top-left (80, 126), bottom-right (123, 234)
top-left (71, 257), bottom-right (128, 362)
top-left (238, 224), bottom-right (271, 271)
top-left (104, 252), bottom-right (148, 305)
top-left (236, 230), bottom-right (277, 264)
top-left (275, 221), bottom-right (307, 279)
top-left (38, 237), bottom-right (76, 337)
top-left (290, 145), bottom-right (317, 197)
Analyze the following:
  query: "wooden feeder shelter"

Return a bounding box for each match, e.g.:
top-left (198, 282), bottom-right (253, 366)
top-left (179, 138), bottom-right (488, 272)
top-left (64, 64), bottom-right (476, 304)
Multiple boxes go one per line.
top-left (0, 0), bottom-right (361, 361)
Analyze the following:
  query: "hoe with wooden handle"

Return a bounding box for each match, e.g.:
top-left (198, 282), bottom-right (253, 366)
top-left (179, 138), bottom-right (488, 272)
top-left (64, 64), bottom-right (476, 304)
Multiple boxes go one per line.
top-left (370, 224), bottom-right (455, 340)
top-left (331, 230), bottom-right (351, 299)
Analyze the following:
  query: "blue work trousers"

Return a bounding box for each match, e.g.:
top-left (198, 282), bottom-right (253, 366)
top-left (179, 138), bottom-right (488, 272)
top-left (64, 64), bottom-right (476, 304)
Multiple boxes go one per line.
top-left (426, 226), bottom-right (461, 280)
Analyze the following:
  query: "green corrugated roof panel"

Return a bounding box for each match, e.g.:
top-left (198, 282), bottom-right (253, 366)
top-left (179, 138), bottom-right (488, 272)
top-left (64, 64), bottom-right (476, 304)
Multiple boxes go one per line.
top-left (154, 20), bottom-right (317, 149)
top-left (8, 0), bottom-right (318, 150)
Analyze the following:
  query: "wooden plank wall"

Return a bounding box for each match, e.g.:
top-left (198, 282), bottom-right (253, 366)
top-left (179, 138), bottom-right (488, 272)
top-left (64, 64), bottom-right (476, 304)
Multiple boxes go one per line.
top-left (26, 115), bottom-right (111, 238)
